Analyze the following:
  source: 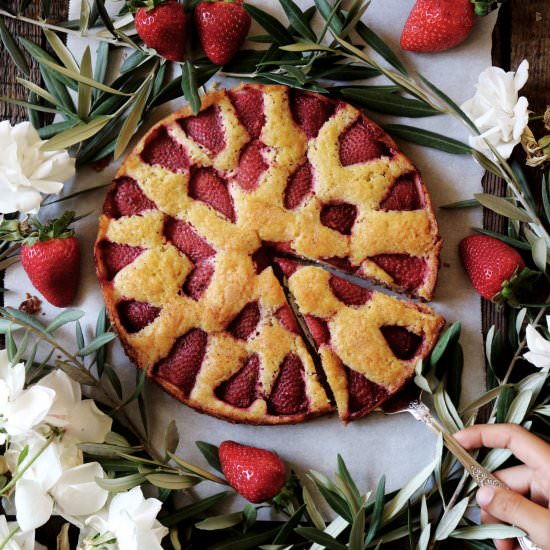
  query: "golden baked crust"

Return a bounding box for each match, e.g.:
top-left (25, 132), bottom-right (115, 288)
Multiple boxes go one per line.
top-left (95, 83), bottom-right (443, 424)
top-left (280, 261), bottom-right (445, 421)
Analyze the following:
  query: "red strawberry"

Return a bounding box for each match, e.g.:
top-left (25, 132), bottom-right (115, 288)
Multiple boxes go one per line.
top-left (320, 203), bottom-right (358, 235)
top-left (329, 275), bottom-right (372, 306)
top-left (219, 440), bottom-right (287, 503)
top-left (135, 1), bottom-right (187, 62)
top-left (195, 0), bottom-right (251, 66)
top-left (400, 0), bottom-right (476, 53)
top-left (20, 212), bottom-right (81, 308)
top-left (459, 235), bottom-right (527, 302)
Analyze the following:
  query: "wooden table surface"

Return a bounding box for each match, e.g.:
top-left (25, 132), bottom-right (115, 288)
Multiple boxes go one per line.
top-left (0, 1), bottom-right (547, 547)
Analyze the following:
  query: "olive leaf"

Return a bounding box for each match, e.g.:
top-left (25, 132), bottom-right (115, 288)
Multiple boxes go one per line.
top-left (181, 60), bottom-right (201, 115)
top-left (195, 512), bottom-right (243, 531)
top-left (434, 497), bottom-right (469, 540)
top-left (0, 17), bottom-right (30, 75)
top-left (341, 88), bottom-right (440, 117)
top-left (78, 46), bottom-right (93, 120)
top-left (46, 309), bottom-right (85, 333)
top-left (474, 193), bottom-right (533, 223)
top-left (114, 72), bottom-right (154, 159)
top-left (40, 116), bottom-right (111, 151)
top-left (383, 124), bottom-right (472, 154)
top-left (450, 525), bottom-right (526, 540)
top-left (161, 491), bottom-right (229, 527)
top-left (95, 473), bottom-right (146, 493)
top-left (43, 28), bottom-right (79, 73)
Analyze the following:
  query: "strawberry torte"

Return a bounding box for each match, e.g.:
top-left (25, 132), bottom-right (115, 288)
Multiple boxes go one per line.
top-left (95, 83), bottom-right (444, 424)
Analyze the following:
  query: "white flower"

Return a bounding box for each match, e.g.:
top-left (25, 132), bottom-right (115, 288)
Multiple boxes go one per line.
top-left (0, 514), bottom-right (35, 549)
top-left (0, 121), bottom-right (75, 215)
top-left (38, 370), bottom-right (112, 444)
top-left (80, 487), bottom-right (168, 550)
top-left (6, 434), bottom-right (108, 532)
top-left (0, 350), bottom-right (55, 444)
top-left (523, 316), bottom-right (550, 369)
top-left (461, 60), bottom-right (529, 159)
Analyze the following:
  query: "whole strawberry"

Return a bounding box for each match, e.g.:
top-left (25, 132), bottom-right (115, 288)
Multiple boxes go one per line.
top-left (459, 235), bottom-right (529, 304)
top-left (219, 440), bottom-right (286, 503)
top-left (19, 211), bottom-right (81, 308)
top-left (135, 1), bottom-right (187, 62)
top-left (400, 0), bottom-right (475, 53)
top-left (195, 0), bottom-right (251, 66)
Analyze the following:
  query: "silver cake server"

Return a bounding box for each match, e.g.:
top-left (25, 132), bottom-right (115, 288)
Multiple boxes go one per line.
top-left (381, 385), bottom-right (541, 550)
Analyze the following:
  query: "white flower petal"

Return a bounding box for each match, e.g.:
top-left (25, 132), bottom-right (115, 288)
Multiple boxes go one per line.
top-left (0, 121), bottom-right (74, 215)
top-left (523, 351), bottom-right (550, 369)
top-left (14, 478), bottom-right (53, 532)
top-left (514, 60), bottom-right (529, 91)
top-left (65, 400), bottom-right (112, 444)
top-left (461, 60), bottom-right (529, 160)
top-left (39, 370), bottom-right (80, 423)
top-left (52, 462), bottom-right (108, 516)
top-left (526, 324), bottom-right (550, 354)
top-left (6, 385), bottom-right (55, 435)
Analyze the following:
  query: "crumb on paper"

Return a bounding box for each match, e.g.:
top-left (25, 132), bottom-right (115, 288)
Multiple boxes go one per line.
top-left (19, 293), bottom-right (42, 314)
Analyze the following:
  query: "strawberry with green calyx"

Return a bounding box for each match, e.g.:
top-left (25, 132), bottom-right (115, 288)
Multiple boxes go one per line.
top-left (459, 234), bottom-right (538, 307)
top-left (134, 0), bottom-right (187, 62)
top-left (219, 440), bottom-right (287, 503)
top-left (195, 0), bottom-right (251, 66)
top-left (400, 0), bottom-right (505, 53)
top-left (15, 211), bottom-right (81, 308)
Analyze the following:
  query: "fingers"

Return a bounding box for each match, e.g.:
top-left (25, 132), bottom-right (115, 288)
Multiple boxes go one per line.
top-left (476, 485), bottom-right (550, 548)
top-left (494, 465), bottom-right (549, 506)
top-left (454, 424), bottom-right (550, 472)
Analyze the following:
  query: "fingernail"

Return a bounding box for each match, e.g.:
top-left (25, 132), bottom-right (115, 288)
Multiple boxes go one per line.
top-left (476, 485), bottom-right (496, 508)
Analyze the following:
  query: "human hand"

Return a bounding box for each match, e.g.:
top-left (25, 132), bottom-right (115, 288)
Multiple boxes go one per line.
top-left (454, 424), bottom-right (550, 550)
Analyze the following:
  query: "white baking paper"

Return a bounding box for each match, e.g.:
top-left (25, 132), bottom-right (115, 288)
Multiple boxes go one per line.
top-left (6, 0), bottom-right (498, 514)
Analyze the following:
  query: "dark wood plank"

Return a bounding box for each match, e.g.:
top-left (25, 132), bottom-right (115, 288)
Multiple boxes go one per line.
top-left (0, 2), bottom-right (43, 123)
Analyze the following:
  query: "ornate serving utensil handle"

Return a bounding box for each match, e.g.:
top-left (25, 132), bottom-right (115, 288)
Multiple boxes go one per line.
top-left (407, 400), bottom-right (541, 550)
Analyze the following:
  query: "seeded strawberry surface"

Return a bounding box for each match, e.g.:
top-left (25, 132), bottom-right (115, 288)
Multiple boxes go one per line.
top-left (22, 236), bottom-right (80, 308)
top-left (182, 260), bottom-right (215, 300)
top-left (228, 301), bottom-right (261, 340)
top-left (154, 328), bottom-right (208, 396)
top-left (98, 242), bottom-right (144, 280)
top-left (164, 217), bottom-right (215, 263)
top-left (459, 235), bottom-right (526, 300)
top-left (290, 89), bottom-right (336, 139)
top-left (195, 0), bottom-right (251, 66)
top-left (320, 203), bottom-right (358, 235)
top-left (329, 275), bottom-right (372, 306)
top-left (117, 300), bottom-right (161, 333)
top-left (380, 174), bottom-right (423, 211)
top-left (141, 126), bottom-right (189, 173)
top-left (284, 162), bottom-right (313, 210)
top-left (229, 88), bottom-right (265, 139)
top-left (216, 355), bottom-right (259, 408)
top-left (135, 1), bottom-right (187, 62)
top-left (235, 141), bottom-right (268, 191)
top-left (179, 106), bottom-right (225, 154)
top-left (400, 0), bottom-right (475, 53)
top-left (267, 353), bottom-right (308, 415)
top-left (104, 177), bottom-right (157, 219)
top-left (339, 119), bottom-right (390, 166)
top-left (371, 254), bottom-right (427, 291)
top-left (219, 441), bottom-right (286, 503)
top-left (188, 167), bottom-right (235, 222)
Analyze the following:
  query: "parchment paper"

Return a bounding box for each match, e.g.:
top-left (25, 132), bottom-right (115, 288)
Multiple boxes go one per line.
top-left (6, 0), bottom-right (498, 514)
